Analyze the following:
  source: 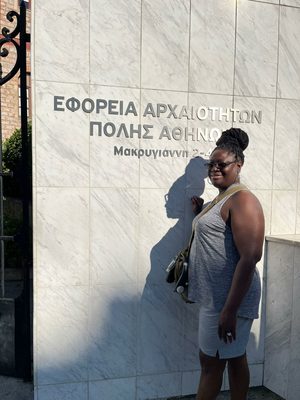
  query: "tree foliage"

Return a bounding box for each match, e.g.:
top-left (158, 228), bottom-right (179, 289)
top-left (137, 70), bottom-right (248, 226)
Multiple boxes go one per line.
top-left (2, 122), bottom-right (32, 198)
top-left (2, 123), bottom-right (32, 268)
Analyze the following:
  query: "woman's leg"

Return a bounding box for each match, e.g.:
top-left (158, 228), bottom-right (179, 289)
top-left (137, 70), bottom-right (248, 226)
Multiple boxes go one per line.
top-left (227, 353), bottom-right (249, 400)
top-left (196, 350), bottom-right (226, 400)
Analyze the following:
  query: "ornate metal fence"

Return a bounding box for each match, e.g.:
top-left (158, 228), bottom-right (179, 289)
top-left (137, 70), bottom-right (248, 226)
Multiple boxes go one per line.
top-left (0, 0), bottom-right (32, 380)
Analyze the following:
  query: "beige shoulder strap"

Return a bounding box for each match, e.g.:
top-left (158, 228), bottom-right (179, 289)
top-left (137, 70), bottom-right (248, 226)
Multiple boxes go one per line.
top-left (198, 183), bottom-right (248, 218)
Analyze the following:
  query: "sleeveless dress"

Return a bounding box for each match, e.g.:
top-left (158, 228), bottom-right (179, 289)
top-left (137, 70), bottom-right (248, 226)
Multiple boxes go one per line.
top-left (188, 186), bottom-right (261, 358)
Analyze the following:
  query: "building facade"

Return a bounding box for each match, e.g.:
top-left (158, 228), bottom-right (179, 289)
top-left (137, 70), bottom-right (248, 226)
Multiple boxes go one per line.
top-left (32, 1), bottom-right (300, 399)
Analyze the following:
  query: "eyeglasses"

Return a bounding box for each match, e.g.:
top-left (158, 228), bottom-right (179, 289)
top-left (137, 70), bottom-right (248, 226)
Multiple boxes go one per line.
top-left (204, 160), bottom-right (237, 170)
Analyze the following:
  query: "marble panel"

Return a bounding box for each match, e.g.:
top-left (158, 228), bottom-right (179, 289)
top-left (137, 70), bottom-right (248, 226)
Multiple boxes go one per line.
top-left (250, 364), bottom-right (264, 387)
top-left (36, 188), bottom-right (89, 288)
top-left (296, 190), bottom-right (300, 234)
top-left (271, 190), bottom-right (297, 234)
top-left (189, 0), bottom-right (235, 94)
top-left (139, 189), bottom-right (185, 285)
top-left (139, 89), bottom-right (188, 189)
top-left (34, 0), bottom-right (89, 83)
top-left (281, 0), bottom-right (300, 7)
top-left (187, 93), bottom-right (233, 165)
top-left (141, 0), bottom-right (189, 91)
top-left (273, 100), bottom-right (300, 190)
top-left (278, 6), bottom-right (300, 99)
top-left (263, 241), bottom-right (292, 396)
top-left (247, 315), bottom-right (265, 364)
top-left (89, 85), bottom-right (140, 188)
top-left (263, 320), bottom-right (290, 399)
top-left (36, 286), bottom-right (89, 385)
top-left (37, 383), bottom-right (88, 400)
top-left (248, 0), bottom-right (279, 3)
top-left (235, 0), bottom-right (278, 97)
top-left (182, 370), bottom-right (200, 396)
top-left (252, 190), bottom-right (272, 235)
top-left (183, 303), bottom-right (201, 371)
top-left (35, 81), bottom-right (89, 187)
top-left (136, 372), bottom-right (181, 400)
top-left (90, 0), bottom-right (140, 87)
top-left (138, 284), bottom-right (184, 374)
top-left (288, 360), bottom-right (300, 400)
top-left (265, 242), bottom-right (293, 335)
top-left (288, 246), bottom-right (300, 400)
top-left (233, 97), bottom-right (276, 190)
top-left (89, 378), bottom-right (136, 400)
top-left (90, 188), bottom-right (139, 285)
top-left (88, 285), bottom-right (138, 380)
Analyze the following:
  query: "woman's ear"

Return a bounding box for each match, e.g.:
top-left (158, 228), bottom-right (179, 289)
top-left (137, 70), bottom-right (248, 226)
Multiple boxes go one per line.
top-left (236, 159), bottom-right (243, 170)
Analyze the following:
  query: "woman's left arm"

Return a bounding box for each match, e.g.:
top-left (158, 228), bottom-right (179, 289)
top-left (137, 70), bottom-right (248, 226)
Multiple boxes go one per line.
top-left (218, 191), bottom-right (265, 343)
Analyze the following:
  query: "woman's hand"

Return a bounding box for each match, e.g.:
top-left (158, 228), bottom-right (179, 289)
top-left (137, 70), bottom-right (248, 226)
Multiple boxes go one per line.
top-left (218, 308), bottom-right (237, 344)
top-left (191, 196), bottom-right (204, 215)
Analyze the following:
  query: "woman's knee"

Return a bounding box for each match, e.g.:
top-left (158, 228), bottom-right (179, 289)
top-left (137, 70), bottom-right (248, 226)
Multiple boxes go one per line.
top-left (227, 353), bottom-right (248, 372)
top-left (199, 350), bottom-right (226, 375)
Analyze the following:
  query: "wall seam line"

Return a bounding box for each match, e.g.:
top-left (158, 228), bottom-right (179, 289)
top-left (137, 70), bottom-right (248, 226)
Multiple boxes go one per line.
top-left (232, 0), bottom-right (238, 111)
top-left (269, 2), bottom-right (281, 234)
top-left (136, 1), bottom-right (143, 398)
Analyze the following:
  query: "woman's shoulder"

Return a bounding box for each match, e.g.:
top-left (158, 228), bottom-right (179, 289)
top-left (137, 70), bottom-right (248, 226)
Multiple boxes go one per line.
top-left (230, 188), bottom-right (263, 213)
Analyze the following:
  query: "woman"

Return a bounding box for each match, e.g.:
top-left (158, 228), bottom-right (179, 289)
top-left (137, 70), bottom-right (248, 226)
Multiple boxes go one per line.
top-left (189, 128), bottom-right (264, 400)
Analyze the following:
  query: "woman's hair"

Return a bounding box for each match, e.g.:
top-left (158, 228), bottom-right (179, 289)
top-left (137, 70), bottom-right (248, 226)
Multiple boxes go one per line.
top-left (214, 128), bottom-right (249, 163)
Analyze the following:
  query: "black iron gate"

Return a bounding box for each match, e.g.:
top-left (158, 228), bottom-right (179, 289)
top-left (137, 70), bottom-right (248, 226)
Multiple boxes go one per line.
top-left (0, 0), bottom-right (32, 380)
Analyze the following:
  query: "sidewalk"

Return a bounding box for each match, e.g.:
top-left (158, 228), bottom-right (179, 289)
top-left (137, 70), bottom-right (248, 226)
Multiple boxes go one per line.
top-left (169, 387), bottom-right (284, 400)
top-left (0, 377), bottom-right (283, 400)
top-left (0, 376), bottom-right (33, 400)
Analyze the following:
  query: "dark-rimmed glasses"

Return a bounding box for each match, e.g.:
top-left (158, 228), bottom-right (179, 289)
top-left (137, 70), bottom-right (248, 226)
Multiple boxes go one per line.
top-left (204, 160), bottom-right (236, 170)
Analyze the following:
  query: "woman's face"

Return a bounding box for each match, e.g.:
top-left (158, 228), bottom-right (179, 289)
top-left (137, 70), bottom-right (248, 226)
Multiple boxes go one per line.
top-left (207, 149), bottom-right (242, 190)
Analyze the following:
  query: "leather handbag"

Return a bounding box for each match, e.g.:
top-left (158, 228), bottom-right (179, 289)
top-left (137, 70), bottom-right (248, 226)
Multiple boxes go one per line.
top-left (166, 237), bottom-right (194, 303)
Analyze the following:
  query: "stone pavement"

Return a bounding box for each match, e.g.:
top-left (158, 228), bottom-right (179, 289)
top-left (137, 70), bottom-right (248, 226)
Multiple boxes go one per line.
top-left (0, 377), bottom-right (284, 400)
top-left (168, 387), bottom-right (284, 400)
top-left (0, 375), bottom-right (33, 400)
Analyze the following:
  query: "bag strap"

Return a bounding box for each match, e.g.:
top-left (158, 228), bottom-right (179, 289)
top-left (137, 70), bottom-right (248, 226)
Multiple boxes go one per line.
top-left (198, 183), bottom-right (248, 218)
top-left (186, 183), bottom-right (248, 253)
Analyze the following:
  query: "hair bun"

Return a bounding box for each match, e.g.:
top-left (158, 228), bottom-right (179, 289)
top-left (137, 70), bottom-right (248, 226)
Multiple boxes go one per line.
top-left (216, 128), bottom-right (249, 151)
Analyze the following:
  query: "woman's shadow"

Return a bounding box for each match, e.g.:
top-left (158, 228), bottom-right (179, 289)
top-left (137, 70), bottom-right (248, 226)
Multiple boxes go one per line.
top-left (147, 156), bottom-right (208, 286)
top-left (139, 157), bottom-right (208, 375)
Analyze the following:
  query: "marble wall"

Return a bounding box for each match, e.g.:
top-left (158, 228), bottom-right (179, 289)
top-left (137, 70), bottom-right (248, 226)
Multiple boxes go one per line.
top-left (32, 1), bottom-right (300, 399)
top-left (264, 236), bottom-right (300, 400)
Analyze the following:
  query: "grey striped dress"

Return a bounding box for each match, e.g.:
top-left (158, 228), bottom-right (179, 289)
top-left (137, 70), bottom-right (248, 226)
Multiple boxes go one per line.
top-left (188, 190), bottom-right (261, 319)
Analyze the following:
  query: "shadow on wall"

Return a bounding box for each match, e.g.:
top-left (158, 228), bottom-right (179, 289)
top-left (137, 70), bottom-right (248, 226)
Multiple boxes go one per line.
top-left (36, 157), bottom-right (264, 398)
top-left (138, 157), bottom-right (208, 379)
top-left (147, 156), bottom-right (208, 285)
top-left (36, 157), bottom-right (209, 400)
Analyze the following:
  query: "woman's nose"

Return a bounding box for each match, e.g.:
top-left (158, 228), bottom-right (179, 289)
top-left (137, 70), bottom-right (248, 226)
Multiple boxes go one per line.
top-left (210, 164), bottom-right (220, 171)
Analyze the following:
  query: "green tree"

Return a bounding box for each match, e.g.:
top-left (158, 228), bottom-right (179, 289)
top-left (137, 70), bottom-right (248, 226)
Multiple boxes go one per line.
top-left (2, 122), bottom-right (32, 198)
top-left (2, 123), bottom-right (32, 269)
